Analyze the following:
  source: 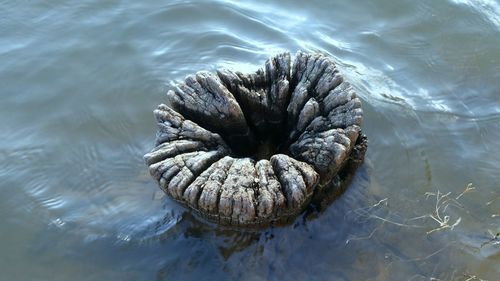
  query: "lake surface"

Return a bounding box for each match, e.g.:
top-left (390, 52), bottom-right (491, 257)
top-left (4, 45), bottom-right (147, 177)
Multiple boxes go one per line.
top-left (1, 0), bottom-right (499, 280)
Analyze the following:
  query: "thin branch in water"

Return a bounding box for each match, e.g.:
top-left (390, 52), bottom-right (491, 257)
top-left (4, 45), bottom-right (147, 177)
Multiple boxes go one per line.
top-left (480, 230), bottom-right (500, 248)
top-left (404, 241), bottom-right (457, 262)
top-left (345, 198), bottom-right (388, 219)
top-left (485, 194), bottom-right (499, 206)
top-left (456, 183), bottom-right (475, 200)
top-left (366, 214), bottom-right (425, 228)
top-left (420, 184), bottom-right (477, 235)
top-left (345, 221), bottom-right (385, 245)
top-left (345, 183), bottom-right (482, 242)
top-left (463, 272), bottom-right (488, 281)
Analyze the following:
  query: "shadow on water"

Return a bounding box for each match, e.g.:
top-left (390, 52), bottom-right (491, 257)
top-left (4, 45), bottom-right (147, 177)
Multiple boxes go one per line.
top-left (134, 165), bottom-right (491, 281)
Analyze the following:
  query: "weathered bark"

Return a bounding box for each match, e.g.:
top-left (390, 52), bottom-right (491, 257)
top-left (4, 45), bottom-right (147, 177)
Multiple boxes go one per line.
top-left (166, 72), bottom-right (257, 155)
top-left (145, 51), bottom-right (368, 227)
top-left (217, 52), bottom-right (291, 137)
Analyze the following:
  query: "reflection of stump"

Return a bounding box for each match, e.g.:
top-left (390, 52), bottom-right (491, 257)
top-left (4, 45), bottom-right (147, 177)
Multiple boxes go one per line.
top-left (144, 51), bottom-right (367, 226)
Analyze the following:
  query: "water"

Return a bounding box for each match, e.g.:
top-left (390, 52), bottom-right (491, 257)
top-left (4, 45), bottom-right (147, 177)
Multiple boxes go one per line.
top-left (1, 0), bottom-right (499, 280)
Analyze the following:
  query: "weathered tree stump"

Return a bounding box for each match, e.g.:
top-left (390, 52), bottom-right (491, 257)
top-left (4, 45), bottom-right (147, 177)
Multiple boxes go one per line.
top-left (144, 51), bottom-right (368, 227)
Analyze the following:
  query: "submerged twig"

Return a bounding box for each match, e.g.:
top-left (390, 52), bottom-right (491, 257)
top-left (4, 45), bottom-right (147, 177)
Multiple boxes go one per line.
top-left (480, 229), bottom-right (500, 248)
top-left (346, 183), bottom-right (479, 240)
top-left (418, 184), bottom-right (477, 235)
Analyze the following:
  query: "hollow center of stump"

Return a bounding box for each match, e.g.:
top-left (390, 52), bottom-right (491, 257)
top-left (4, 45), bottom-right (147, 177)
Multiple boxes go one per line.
top-left (252, 138), bottom-right (279, 160)
top-left (229, 130), bottom-right (289, 161)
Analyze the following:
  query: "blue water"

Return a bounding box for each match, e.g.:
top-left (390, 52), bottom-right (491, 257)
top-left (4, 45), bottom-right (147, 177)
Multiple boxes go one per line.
top-left (1, 0), bottom-right (499, 280)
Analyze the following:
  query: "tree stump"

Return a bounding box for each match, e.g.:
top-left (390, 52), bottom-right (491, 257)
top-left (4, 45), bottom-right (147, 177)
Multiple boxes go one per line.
top-left (144, 51), bottom-right (368, 227)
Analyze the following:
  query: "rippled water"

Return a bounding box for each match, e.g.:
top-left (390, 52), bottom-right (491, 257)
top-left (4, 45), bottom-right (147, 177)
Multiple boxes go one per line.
top-left (1, 0), bottom-right (499, 280)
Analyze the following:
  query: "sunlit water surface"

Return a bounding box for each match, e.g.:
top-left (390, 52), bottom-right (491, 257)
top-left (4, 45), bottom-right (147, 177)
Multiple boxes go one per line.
top-left (1, 0), bottom-right (499, 280)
